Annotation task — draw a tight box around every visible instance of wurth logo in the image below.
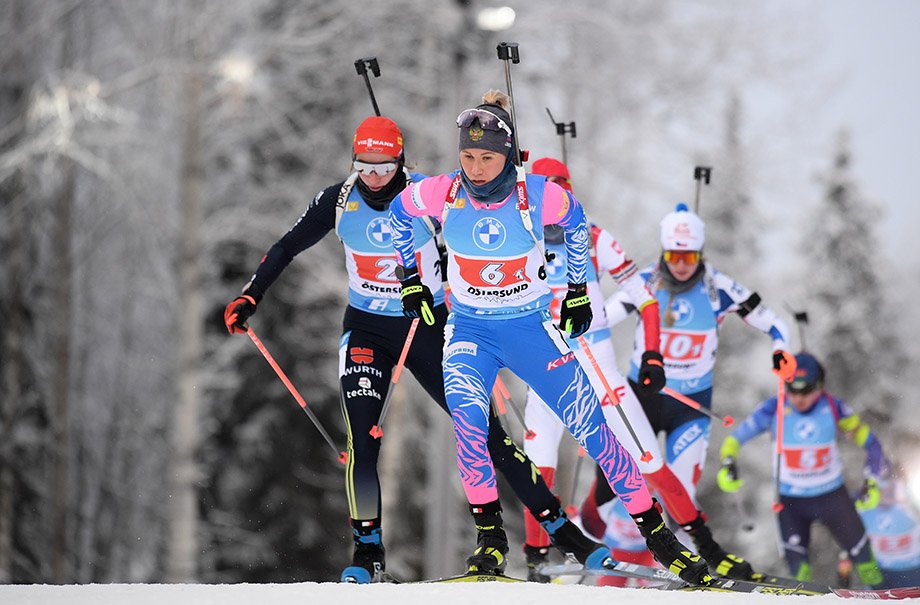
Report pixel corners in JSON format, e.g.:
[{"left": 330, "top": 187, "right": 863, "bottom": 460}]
[{"left": 547, "top": 352, "right": 575, "bottom": 371}]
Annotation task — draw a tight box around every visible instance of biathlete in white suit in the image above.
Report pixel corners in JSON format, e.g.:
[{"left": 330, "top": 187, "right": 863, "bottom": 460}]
[
  {"left": 387, "top": 90, "right": 711, "bottom": 584},
  {"left": 519, "top": 158, "right": 756, "bottom": 582},
  {"left": 579, "top": 203, "right": 795, "bottom": 535}
]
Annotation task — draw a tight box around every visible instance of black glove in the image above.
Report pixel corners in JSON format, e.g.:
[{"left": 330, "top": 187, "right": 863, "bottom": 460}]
[
  {"left": 399, "top": 268, "right": 435, "bottom": 326},
  {"left": 559, "top": 283, "right": 592, "bottom": 337},
  {"left": 224, "top": 294, "right": 257, "bottom": 334},
  {"left": 637, "top": 351, "right": 666, "bottom": 393}
]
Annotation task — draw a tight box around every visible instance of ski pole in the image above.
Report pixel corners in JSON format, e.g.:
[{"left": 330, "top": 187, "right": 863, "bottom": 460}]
[
  {"left": 577, "top": 336, "right": 653, "bottom": 462},
  {"left": 369, "top": 318, "right": 419, "bottom": 438},
  {"left": 660, "top": 386, "right": 735, "bottom": 427},
  {"left": 785, "top": 305, "right": 810, "bottom": 352},
  {"left": 494, "top": 374, "right": 536, "bottom": 440},
  {"left": 354, "top": 57, "right": 382, "bottom": 116},
  {"left": 693, "top": 166, "right": 712, "bottom": 214},
  {"left": 545, "top": 107, "right": 576, "bottom": 165},
  {"left": 247, "top": 327, "right": 347, "bottom": 464},
  {"left": 773, "top": 375, "right": 786, "bottom": 512},
  {"left": 496, "top": 42, "right": 525, "bottom": 165}
]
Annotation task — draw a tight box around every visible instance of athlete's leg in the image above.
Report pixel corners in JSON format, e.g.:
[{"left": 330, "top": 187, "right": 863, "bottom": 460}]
[
  {"left": 411, "top": 308, "right": 581, "bottom": 576},
  {"left": 522, "top": 387, "right": 567, "bottom": 551},
  {"left": 821, "top": 486, "right": 883, "bottom": 587},
  {"left": 338, "top": 313, "right": 400, "bottom": 581},
  {"left": 777, "top": 495, "right": 816, "bottom": 580},
  {"left": 503, "top": 316, "right": 651, "bottom": 515},
  {"left": 503, "top": 312, "right": 711, "bottom": 584}
]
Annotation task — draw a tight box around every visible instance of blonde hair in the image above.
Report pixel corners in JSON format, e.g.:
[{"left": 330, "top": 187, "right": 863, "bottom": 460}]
[{"left": 481, "top": 89, "right": 510, "bottom": 110}]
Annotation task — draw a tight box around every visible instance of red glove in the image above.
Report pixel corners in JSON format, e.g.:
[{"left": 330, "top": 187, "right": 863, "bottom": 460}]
[
  {"left": 772, "top": 350, "right": 796, "bottom": 382},
  {"left": 224, "top": 295, "right": 257, "bottom": 334}
]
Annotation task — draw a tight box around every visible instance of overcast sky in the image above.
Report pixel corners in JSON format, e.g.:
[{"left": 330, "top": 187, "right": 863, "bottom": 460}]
[{"left": 780, "top": 0, "right": 919, "bottom": 270}]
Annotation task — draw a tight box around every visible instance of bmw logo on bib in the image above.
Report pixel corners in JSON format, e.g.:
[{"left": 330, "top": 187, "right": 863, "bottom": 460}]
[
  {"left": 366, "top": 217, "right": 392, "bottom": 248},
  {"left": 473, "top": 217, "right": 506, "bottom": 251},
  {"left": 668, "top": 298, "right": 694, "bottom": 325}
]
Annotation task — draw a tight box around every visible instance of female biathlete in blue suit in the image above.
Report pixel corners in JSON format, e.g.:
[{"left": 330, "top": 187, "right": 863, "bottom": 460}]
[{"left": 388, "top": 90, "right": 711, "bottom": 584}]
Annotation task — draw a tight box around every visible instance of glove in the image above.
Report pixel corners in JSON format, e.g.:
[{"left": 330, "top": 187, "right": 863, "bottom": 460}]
[
  {"left": 773, "top": 349, "right": 797, "bottom": 382},
  {"left": 717, "top": 457, "right": 744, "bottom": 493},
  {"left": 224, "top": 294, "right": 257, "bottom": 334},
  {"left": 399, "top": 270, "right": 435, "bottom": 326},
  {"left": 637, "top": 351, "right": 666, "bottom": 394},
  {"left": 855, "top": 478, "right": 881, "bottom": 511},
  {"left": 559, "top": 283, "right": 592, "bottom": 337}
]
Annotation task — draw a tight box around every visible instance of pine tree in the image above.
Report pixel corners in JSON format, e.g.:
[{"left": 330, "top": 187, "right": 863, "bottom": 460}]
[{"left": 795, "top": 130, "right": 905, "bottom": 431}]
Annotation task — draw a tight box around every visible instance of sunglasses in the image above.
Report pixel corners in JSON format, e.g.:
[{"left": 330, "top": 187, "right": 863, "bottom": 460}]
[
  {"left": 663, "top": 250, "right": 701, "bottom": 264},
  {"left": 456, "top": 108, "right": 513, "bottom": 137},
  {"left": 787, "top": 383, "right": 818, "bottom": 395},
  {"left": 353, "top": 160, "right": 398, "bottom": 177}
]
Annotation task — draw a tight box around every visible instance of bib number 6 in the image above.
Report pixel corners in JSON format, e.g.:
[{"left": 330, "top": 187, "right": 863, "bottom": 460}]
[{"left": 479, "top": 262, "right": 506, "bottom": 286}]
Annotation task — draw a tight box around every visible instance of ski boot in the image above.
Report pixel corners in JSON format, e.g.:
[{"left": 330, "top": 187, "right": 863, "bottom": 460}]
[
  {"left": 683, "top": 513, "right": 755, "bottom": 580},
  {"left": 341, "top": 518, "right": 386, "bottom": 584},
  {"left": 536, "top": 505, "right": 611, "bottom": 570},
  {"left": 631, "top": 500, "right": 712, "bottom": 585},
  {"left": 523, "top": 544, "right": 551, "bottom": 583},
  {"left": 466, "top": 501, "right": 509, "bottom": 575}
]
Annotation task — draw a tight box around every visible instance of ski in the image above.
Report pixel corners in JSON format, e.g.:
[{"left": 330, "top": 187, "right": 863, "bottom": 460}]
[
  {"left": 539, "top": 562, "right": 823, "bottom": 595},
  {"left": 422, "top": 572, "right": 525, "bottom": 584},
  {"left": 372, "top": 571, "right": 525, "bottom": 584},
  {"left": 831, "top": 587, "right": 920, "bottom": 600}
]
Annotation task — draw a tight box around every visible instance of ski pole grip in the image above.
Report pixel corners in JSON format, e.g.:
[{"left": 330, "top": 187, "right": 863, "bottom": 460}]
[
  {"left": 693, "top": 166, "right": 712, "bottom": 184},
  {"left": 496, "top": 42, "right": 520, "bottom": 63},
  {"left": 354, "top": 57, "right": 380, "bottom": 77}
]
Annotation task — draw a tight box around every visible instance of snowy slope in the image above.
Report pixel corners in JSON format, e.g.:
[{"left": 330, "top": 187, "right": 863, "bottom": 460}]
[{"left": 0, "top": 581, "right": 863, "bottom": 605}]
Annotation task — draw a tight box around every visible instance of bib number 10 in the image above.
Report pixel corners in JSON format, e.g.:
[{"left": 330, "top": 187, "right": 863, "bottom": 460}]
[{"left": 661, "top": 332, "right": 706, "bottom": 360}]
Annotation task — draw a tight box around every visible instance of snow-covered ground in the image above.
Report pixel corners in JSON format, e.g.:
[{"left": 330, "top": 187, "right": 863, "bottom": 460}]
[{"left": 0, "top": 581, "right": 877, "bottom": 605}]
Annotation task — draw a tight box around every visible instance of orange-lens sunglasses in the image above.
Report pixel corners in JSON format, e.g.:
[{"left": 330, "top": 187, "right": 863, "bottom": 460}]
[{"left": 663, "top": 250, "right": 701, "bottom": 264}]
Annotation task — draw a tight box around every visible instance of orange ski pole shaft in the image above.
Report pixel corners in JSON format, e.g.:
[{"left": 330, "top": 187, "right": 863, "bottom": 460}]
[
  {"left": 577, "top": 336, "right": 652, "bottom": 462},
  {"left": 370, "top": 318, "right": 419, "bottom": 438},
  {"left": 247, "top": 327, "right": 347, "bottom": 464},
  {"left": 661, "top": 387, "right": 735, "bottom": 427}
]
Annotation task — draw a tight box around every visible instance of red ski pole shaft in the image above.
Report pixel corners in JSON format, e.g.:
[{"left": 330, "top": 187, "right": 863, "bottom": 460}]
[
  {"left": 577, "top": 336, "right": 652, "bottom": 462},
  {"left": 773, "top": 376, "right": 786, "bottom": 512},
  {"left": 660, "top": 387, "right": 735, "bottom": 427},
  {"left": 247, "top": 327, "right": 347, "bottom": 464},
  {"left": 370, "top": 318, "right": 419, "bottom": 438}
]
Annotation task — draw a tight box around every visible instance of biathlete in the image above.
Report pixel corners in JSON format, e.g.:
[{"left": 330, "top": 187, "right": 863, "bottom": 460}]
[
  {"left": 717, "top": 352, "right": 887, "bottom": 587},
  {"left": 388, "top": 91, "right": 711, "bottom": 584},
  {"left": 520, "top": 158, "right": 756, "bottom": 582}
]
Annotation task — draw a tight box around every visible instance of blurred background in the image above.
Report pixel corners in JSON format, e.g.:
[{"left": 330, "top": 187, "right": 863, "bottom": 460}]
[{"left": 1, "top": 0, "right": 918, "bottom": 586}]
